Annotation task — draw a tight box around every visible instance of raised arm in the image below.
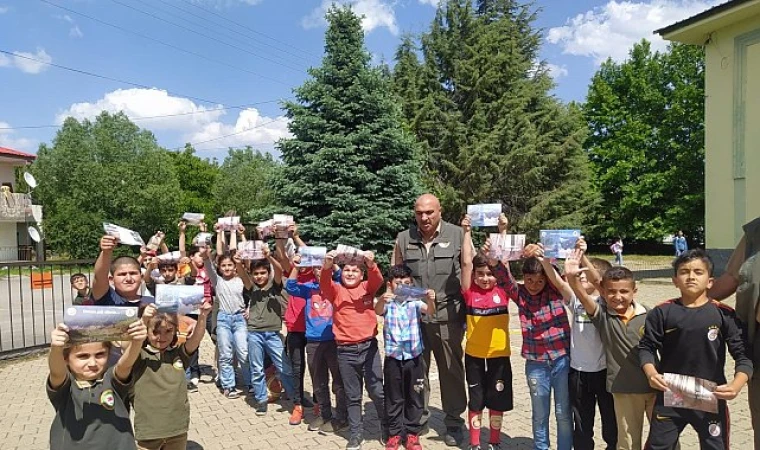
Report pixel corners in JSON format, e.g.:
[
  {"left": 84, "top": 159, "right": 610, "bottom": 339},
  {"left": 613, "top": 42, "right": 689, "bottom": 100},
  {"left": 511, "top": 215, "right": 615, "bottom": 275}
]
[
  {"left": 564, "top": 250, "right": 601, "bottom": 315},
  {"left": 320, "top": 250, "right": 339, "bottom": 301},
  {"left": 710, "top": 235, "right": 745, "bottom": 300},
  {"left": 528, "top": 244, "right": 574, "bottom": 302},
  {"left": 203, "top": 249, "right": 218, "bottom": 287},
  {"left": 48, "top": 324, "right": 71, "bottom": 389},
  {"left": 291, "top": 223, "right": 306, "bottom": 248},
  {"left": 178, "top": 221, "right": 187, "bottom": 257},
  {"left": 93, "top": 235, "right": 117, "bottom": 301},
  {"left": 274, "top": 235, "right": 292, "bottom": 275},
  {"left": 113, "top": 320, "right": 148, "bottom": 382},
  {"left": 234, "top": 253, "right": 254, "bottom": 290},
  {"left": 264, "top": 244, "right": 284, "bottom": 285},
  {"left": 461, "top": 215, "right": 473, "bottom": 292},
  {"left": 375, "top": 289, "right": 392, "bottom": 316},
  {"left": 364, "top": 251, "right": 384, "bottom": 294},
  {"left": 215, "top": 223, "right": 225, "bottom": 256}
]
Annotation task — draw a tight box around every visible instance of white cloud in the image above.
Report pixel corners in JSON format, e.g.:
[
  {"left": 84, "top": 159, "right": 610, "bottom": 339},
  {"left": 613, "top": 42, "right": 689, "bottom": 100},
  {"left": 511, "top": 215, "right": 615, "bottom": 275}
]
[
  {"left": 547, "top": 0, "right": 722, "bottom": 64},
  {"left": 0, "top": 122, "right": 36, "bottom": 153},
  {"left": 69, "top": 26, "right": 83, "bottom": 38},
  {"left": 0, "top": 6, "right": 9, "bottom": 14},
  {"left": 547, "top": 63, "right": 569, "bottom": 79},
  {"left": 0, "top": 48, "right": 52, "bottom": 74},
  {"left": 55, "top": 88, "right": 290, "bottom": 154},
  {"left": 418, "top": 0, "right": 440, "bottom": 6},
  {"left": 303, "top": 0, "right": 398, "bottom": 35}
]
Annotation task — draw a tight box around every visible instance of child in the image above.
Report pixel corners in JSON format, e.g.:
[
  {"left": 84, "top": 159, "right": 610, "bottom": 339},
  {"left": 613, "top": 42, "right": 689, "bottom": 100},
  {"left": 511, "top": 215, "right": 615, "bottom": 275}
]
[
  {"left": 245, "top": 244, "right": 296, "bottom": 416},
  {"left": 565, "top": 250, "right": 654, "bottom": 450},
  {"left": 566, "top": 242, "right": 617, "bottom": 450},
  {"left": 321, "top": 248, "right": 387, "bottom": 450},
  {"left": 639, "top": 249, "right": 752, "bottom": 450},
  {"left": 47, "top": 319, "right": 146, "bottom": 449},
  {"left": 375, "top": 264, "right": 435, "bottom": 450},
  {"left": 461, "top": 216, "right": 513, "bottom": 450},
  {"left": 286, "top": 253, "right": 349, "bottom": 432},
  {"left": 205, "top": 250, "right": 252, "bottom": 399},
  {"left": 70, "top": 273, "right": 92, "bottom": 305},
  {"left": 487, "top": 241, "right": 573, "bottom": 450},
  {"left": 92, "top": 235, "right": 154, "bottom": 307},
  {"left": 611, "top": 238, "right": 624, "bottom": 266},
  {"left": 131, "top": 301, "right": 211, "bottom": 450}
]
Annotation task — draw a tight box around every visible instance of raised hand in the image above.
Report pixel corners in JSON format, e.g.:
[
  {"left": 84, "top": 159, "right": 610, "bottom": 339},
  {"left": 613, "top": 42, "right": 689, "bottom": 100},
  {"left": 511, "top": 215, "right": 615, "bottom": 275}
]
[
  {"left": 497, "top": 213, "right": 509, "bottom": 234},
  {"left": 101, "top": 235, "right": 119, "bottom": 251},
  {"left": 50, "top": 323, "right": 70, "bottom": 347},
  {"left": 461, "top": 214, "right": 472, "bottom": 233}
]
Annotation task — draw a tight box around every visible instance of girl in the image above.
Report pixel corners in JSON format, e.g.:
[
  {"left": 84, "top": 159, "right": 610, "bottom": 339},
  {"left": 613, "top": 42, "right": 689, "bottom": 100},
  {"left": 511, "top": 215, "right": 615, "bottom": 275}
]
[{"left": 131, "top": 302, "right": 211, "bottom": 450}]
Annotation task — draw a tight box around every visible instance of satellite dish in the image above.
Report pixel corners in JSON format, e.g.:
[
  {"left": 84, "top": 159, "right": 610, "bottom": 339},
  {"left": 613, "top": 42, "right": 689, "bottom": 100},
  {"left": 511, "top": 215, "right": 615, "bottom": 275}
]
[
  {"left": 23, "top": 172, "right": 37, "bottom": 189},
  {"left": 28, "top": 226, "right": 42, "bottom": 243}
]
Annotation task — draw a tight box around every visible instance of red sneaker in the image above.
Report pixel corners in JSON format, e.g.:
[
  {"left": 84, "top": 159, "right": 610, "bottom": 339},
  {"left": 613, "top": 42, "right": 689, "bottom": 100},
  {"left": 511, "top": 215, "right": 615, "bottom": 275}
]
[
  {"left": 288, "top": 405, "right": 303, "bottom": 425},
  {"left": 385, "top": 435, "right": 402, "bottom": 450},
  {"left": 406, "top": 434, "right": 423, "bottom": 450}
]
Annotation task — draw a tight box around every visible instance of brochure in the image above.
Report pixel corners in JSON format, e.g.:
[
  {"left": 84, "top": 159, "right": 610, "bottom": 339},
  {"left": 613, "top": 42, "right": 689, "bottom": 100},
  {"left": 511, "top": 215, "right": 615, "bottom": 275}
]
[
  {"left": 103, "top": 222, "right": 145, "bottom": 247},
  {"left": 394, "top": 285, "right": 428, "bottom": 303},
  {"left": 157, "top": 251, "right": 182, "bottom": 263},
  {"left": 192, "top": 232, "right": 213, "bottom": 246},
  {"left": 273, "top": 214, "right": 294, "bottom": 239},
  {"left": 663, "top": 373, "right": 718, "bottom": 413},
  {"left": 335, "top": 244, "right": 366, "bottom": 265},
  {"left": 155, "top": 284, "right": 205, "bottom": 315},
  {"left": 181, "top": 212, "right": 205, "bottom": 225},
  {"left": 237, "top": 240, "right": 266, "bottom": 260},
  {"left": 297, "top": 246, "right": 327, "bottom": 267},
  {"left": 489, "top": 233, "right": 526, "bottom": 261},
  {"left": 257, "top": 219, "right": 274, "bottom": 239},
  {"left": 217, "top": 216, "right": 240, "bottom": 231},
  {"left": 540, "top": 229, "right": 581, "bottom": 259},
  {"left": 467, "top": 203, "right": 502, "bottom": 227},
  {"left": 65, "top": 306, "right": 138, "bottom": 343}
]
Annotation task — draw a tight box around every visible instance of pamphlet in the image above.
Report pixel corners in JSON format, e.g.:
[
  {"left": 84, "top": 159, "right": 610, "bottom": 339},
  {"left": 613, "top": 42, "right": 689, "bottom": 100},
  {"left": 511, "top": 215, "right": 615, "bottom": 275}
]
[
  {"left": 489, "top": 233, "right": 526, "bottom": 261},
  {"left": 157, "top": 251, "right": 182, "bottom": 263},
  {"left": 335, "top": 244, "right": 366, "bottom": 265},
  {"left": 237, "top": 240, "right": 266, "bottom": 260},
  {"left": 663, "top": 373, "right": 718, "bottom": 413},
  {"left": 467, "top": 203, "right": 502, "bottom": 227},
  {"left": 394, "top": 285, "right": 428, "bottom": 303},
  {"left": 217, "top": 216, "right": 240, "bottom": 231},
  {"left": 192, "top": 232, "right": 212, "bottom": 246},
  {"left": 297, "top": 246, "right": 327, "bottom": 267},
  {"left": 257, "top": 219, "right": 274, "bottom": 239},
  {"left": 273, "top": 214, "right": 294, "bottom": 239},
  {"left": 65, "top": 306, "right": 138, "bottom": 343},
  {"left": 155, "top": 284, "right": 205, "bottom": 315},
  {"left": 181, "top": 212, "right": 205, "bottom": 225},
  {"left": 540, "top": 229, "right": 581, "bottom": 259},
  {"left": 103, "top": 222, "right": 145, "bottom": 247}
]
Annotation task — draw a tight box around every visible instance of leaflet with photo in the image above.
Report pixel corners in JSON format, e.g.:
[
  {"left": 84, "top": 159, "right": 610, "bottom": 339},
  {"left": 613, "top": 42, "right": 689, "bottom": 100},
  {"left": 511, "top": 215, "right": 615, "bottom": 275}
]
[
  {"left": 489, "top": 233, "right": 526, "bottom": 261},
  {"left": 663, "top": 373, "right": 718, "bottom": 413},
  {"left": 192, "top": 232, "right": 213, "bottom": 246},
  {"left": 237, "top": 240, "right": 266, "bottom": 260},
  {"left": 467, "top": 203, "right": 502, "bottom": 227},
  {"left": 65, "top": 306, "right": 138, "bottom": 343},
  {"left": 257, "top": 219, "right": 274, "bottom": 239},
  {"left": 540, "top": 229, "right": 581, "bottom": 259},
  {"left": 182, "top": 212, "right": 205, "bottom": 225},
  {"left": 155, "top": 284, "right": 205, "bottom": 315},
  {"left": 297, "top": 246, "right": 327, "bottom": 267},
  {"left": 335, "top": 244, "right": 366, "bottom": 265},
  {"left": 394, "top": 285, "right": 428, "bottom": 303},
  {"left": 217, "top": 216, "right": 240, "bottom": 231},
  {"left": 273, "top": 214, "right": 294, "bottom": 239},
  {"left": 103, "top": 222, "right": 145, "bottom": 247},
  {"left": 157, "top": 251, "right": 182, "bottom": 263}
]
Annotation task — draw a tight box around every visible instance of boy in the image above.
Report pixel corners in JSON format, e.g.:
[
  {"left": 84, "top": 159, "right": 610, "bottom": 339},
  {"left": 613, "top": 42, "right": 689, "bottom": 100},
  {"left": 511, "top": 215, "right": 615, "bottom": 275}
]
[
  {"left": 70, "top": 273, "right": 92, "bottom": 305},
  {"left": 639, "top": 249, "right": 753, "bottom": 449},
  {"left": 47, "top": 319, "right": 147, "bottom": 449},
  {"left": 286, "top": 254, "right": 349, "bottom": 433},
  {"left": 488, "top": 241, "right": 573, "bottom": 450},
  {"left": 566, "top": 241, "right": 617, "bottom": 450},
  {"left": 92, "top": 235, "right": 154, "bottom": 308},
  {"left": 245, "top": 245, "right": 297, "bottom": 416},
  {"left": 375, "top": 265, "right": 435, "bottom": 450},
  {"left": 461, "top": 216, "right": 513, "bottom": 450},
  {"left": 321, "top": 248, "right": 387, "bottom": 450},
  {"left": 565, "top": 250, "right": 654, "bottom": 450}
]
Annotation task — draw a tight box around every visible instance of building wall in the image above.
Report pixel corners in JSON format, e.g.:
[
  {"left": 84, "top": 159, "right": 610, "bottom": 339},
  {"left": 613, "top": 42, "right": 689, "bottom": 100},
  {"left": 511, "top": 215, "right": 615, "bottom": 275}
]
[
  {"left": 0, "top": 222, "right": 17, "bottom": 260},
  {"left": 0, "top": 163, "right": 16, "bottom": 188},
  {"left": 705, "top": 16, "right": 760, "bottom": 260}
]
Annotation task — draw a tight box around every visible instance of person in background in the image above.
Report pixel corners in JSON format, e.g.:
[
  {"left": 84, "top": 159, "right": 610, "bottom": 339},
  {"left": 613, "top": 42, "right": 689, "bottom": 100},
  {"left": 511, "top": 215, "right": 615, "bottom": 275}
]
[
  {"left": 674, "top": 231, "right": 688, "bottom": 257},
  {"left": 70, "top": 273, "right": 92, "bottom": 306}
]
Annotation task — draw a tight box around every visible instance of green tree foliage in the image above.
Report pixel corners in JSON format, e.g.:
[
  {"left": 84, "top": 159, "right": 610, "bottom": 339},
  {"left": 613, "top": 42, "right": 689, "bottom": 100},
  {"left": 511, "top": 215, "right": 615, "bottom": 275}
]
[
  {"left": 277, "top": 6, "right": 423, "bottom": 266},
  {"left": 393, "top": 0, "right": 595, "bottom": 236},
  {"left": 584, "top": 41, "right": 705, "bottom": 241},
  {"left": 31, "top": 112, "right": 182, "bottom": 259},
  {"left": 213, "top": 147, "right": 280, "bottom": 220},
  {"left": 168, "top": 144, "right": 219, "bottom": 219}
]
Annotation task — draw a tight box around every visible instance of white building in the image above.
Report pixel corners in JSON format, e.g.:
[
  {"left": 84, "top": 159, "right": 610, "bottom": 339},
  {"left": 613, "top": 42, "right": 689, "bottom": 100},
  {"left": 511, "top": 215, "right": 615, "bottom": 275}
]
[{"left": 0, "top": 146, "right": 40, "bottom": 261}]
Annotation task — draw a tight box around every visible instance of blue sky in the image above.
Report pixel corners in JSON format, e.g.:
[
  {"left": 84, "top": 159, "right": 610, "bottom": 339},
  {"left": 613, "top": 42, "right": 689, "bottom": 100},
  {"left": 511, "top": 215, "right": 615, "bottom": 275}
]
[{"left": 0, "top": 0, "right": 721, "bottom": 159}]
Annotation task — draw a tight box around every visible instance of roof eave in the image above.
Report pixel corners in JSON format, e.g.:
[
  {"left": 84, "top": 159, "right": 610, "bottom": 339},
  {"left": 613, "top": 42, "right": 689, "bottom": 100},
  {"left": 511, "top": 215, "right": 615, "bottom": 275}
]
[{"left": 656, "top": 0, "right": 760, "bottom": 44}]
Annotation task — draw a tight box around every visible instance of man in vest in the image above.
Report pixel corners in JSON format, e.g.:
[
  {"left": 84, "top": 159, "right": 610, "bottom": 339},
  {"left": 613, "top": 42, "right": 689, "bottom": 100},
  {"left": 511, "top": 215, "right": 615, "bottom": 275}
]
[
  {"left": 710, "top": 216, "right": 760, "bottom": 449},
  {"left": 393, "top": 193, "right": 467, "bottom": 447}
]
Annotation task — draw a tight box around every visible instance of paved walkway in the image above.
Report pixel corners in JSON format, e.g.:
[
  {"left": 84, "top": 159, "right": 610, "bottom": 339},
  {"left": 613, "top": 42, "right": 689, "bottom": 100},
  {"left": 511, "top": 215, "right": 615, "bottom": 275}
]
[{"left": 0, "top": 281, "right": 753, "bottom": 449}]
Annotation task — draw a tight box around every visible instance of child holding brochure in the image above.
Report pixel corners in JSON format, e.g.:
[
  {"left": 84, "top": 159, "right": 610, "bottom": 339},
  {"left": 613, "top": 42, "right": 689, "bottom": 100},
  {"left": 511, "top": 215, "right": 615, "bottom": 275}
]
[
  {"left": 131, "top": 301, "right": 212, "bottom": 450},
  {"left": 46, "top": 318, "right": 147, "bottom": 450},
  {"left": 638, "top": 249, "right": 752, "bottom": 449}
]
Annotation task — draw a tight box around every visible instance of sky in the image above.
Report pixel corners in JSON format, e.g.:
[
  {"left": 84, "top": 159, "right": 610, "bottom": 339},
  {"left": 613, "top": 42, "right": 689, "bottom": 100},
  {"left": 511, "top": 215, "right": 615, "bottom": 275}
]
[{"left": 0, "top": 0, "right": 723, "bottom": 159}]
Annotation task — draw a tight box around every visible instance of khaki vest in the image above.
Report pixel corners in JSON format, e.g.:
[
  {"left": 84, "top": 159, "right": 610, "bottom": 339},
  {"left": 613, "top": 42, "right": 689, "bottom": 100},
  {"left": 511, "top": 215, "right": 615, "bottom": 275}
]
[
  {"left": 736, "top": 217, "right": 760, "bottom": 342},
  {"left": 396, "top": 221, "right": 464, "bottom": 323}
]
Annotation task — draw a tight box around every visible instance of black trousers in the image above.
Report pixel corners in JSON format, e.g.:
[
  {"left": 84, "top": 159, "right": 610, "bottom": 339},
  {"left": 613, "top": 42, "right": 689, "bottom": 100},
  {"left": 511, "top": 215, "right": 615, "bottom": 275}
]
[
  {"left": 336, "top": 338, "right": 386, "bottom": 438},
  {"left": 384, "top": 355, "right": 425, "bottom": 437},
  {"left": 420, "top": 321, "right": 467, "bottom": 428},
  {"left": 285, "top": 331, "right": 307, "bottom": 404},
  {"left": 647, "top": 394, "right": 729, "bottom": 450},
  {"left": 569, "top": 368, "right": 617, "bottom": 450},
  {"left": 306, "top": 340, "right": 347, "bottom": 421}
]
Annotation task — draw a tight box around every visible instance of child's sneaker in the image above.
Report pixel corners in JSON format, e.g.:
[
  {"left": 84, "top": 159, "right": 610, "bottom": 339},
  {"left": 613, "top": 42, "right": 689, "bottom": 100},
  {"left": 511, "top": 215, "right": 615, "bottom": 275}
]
[
  {"left": 255, "top": 403, "right": 267, "bottom": 417},
  {"left": 289, "top": 405, "right": 304, "bottom": 425},
  {"left": 345, "top": 435, "right": 362, "bottom": 450},
  {"left": 308, "top": 416, "right": 326, "bottom": 432},
  {"left": 187, "top": 381, "right": 198, "bottom": 393},
  {"left": 485, "top": 445, "right": 500, "bottom": 450},
  {"left": 468, "top": 446, "right": 481, "bottom": 450},
  {"left": 320, "top": 418, "right": 348, "bottom": 434},
  {"left": 385, "top": 435, "right": 402, "bottom": 450},
  {"left": 223, "top": 388, "right": 239, "bottom": 399},
  {"left": 405, "top": 434, "right": 422, "bottom": 450}
]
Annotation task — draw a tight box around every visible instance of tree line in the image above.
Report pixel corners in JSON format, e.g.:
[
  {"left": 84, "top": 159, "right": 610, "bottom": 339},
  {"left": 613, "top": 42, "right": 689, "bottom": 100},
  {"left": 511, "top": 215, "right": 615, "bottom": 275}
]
[{"left": 25, "top": 1, "right": 705, "bottom": 263}]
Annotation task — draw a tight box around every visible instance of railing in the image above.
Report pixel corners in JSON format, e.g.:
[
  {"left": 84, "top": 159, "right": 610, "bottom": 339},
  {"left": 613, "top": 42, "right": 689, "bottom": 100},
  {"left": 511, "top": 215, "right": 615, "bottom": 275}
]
[
  {"left": 0, "top": 193, "right": 34, "bottom": 221},
  {"left": 0, "top": 260, "right": 96, "bottom": 357},
  {"left": 0, "top": 245, "right": 35, "bottom": 262}
]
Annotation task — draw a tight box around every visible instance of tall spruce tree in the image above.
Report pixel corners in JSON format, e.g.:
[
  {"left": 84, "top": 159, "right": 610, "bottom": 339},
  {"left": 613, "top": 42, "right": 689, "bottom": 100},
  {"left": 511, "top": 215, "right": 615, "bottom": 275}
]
[
  {"left": 393, "top": 0, "right": 595, "bottom": 236},
  {"left": 277, "top": 6, "right": 422, "bottom": 267}
]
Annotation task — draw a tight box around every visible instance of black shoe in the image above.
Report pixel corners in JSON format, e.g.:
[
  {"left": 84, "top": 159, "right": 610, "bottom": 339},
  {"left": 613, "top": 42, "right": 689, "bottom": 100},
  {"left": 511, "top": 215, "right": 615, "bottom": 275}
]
[
  {"left": 419, "top": 421, "right": 429, "bottom": 436},
  {"left": 255, "top": 403, "right": 267, "bottom": 416},
  {"left": 345, "top": 435, "right": 362, "bottom": 450},
  {"left": 380, "top": 427, "right": 389, "bottom": 446},
  {"left": 444, "top": 427, "right": 463, "bottom": 447}
]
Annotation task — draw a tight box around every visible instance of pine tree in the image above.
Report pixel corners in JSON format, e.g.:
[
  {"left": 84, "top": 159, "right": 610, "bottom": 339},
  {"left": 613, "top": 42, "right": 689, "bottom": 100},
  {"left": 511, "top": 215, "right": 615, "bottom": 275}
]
[{"left": 277, "top": 6, "right": 422, "bottom": 266}]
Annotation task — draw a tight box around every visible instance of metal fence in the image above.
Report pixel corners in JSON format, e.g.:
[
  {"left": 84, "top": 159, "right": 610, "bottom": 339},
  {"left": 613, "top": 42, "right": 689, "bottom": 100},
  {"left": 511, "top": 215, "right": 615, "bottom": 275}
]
[{"left": 0, "top": 260, "right": 95, "bottom": 357}]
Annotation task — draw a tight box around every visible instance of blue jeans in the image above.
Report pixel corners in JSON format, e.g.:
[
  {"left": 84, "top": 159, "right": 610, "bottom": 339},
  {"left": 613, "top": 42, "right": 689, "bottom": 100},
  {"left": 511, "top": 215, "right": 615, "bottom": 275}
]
[
  {"left": 525, "top": 355, "right": 572, "bottom": 450},
  {"left": 216, "top": 311, "right": 251, "bottom": 390},
  {"left": 247, "top": 331, "right": 296, "bottom": 405}
]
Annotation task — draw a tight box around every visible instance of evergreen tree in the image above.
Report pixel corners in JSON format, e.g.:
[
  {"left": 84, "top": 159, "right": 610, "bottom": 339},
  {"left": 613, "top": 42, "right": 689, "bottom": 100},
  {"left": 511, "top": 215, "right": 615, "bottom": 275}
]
[
  {"left": 393, "top": 0, "right": 595, "bottom": 237},
  {"left": 277, "top": 6, "right": 422, "bottom": 266}
]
